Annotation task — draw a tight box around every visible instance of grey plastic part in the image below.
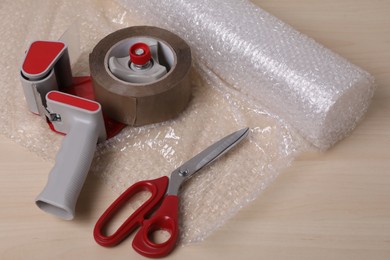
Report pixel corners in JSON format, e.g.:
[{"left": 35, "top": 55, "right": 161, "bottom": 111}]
[
  {"left": 108, "top": 56, "right": 167, "bottom": 84},
  {"left": 20, "top": 69, "right": 58, "bottom": 115},
  {"left": 35, "top": 91, "right": 106, "bottom": 220}
]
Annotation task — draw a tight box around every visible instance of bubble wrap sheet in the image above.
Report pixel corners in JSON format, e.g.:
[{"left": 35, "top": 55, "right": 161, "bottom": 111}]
[{"left": 0, "top": 0, "right": 374, "bottom": 245}]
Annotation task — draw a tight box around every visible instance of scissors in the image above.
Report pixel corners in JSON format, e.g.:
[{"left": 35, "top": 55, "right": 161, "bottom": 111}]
[{"left": 94, "top": 127, "right": 249, "bottom": 258}]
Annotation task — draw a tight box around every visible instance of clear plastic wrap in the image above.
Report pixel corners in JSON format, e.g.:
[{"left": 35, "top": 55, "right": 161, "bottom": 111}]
[{"left": 0, "top": 0, "right": 374, "bottom": 245}]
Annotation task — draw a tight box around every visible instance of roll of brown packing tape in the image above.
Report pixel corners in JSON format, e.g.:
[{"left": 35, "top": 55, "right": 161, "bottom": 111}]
[{"left": 89, "top": 26, "right": 192, "bottom": 126}]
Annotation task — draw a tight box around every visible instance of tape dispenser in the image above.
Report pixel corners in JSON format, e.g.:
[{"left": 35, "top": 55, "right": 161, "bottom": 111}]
[
  {"left": 20, "top": 26, "right": 191, "bottom": 220},
  {"left": 20, "top": 41, "right": 108, "bottom": 220}
]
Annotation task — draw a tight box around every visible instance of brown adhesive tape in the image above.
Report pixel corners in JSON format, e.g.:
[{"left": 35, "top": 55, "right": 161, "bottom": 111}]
[{"left": 89, "top": 26, "right": 192, "bottom": 126}]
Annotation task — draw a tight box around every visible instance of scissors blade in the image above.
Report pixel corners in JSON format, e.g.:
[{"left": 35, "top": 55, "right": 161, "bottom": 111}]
[{"left": 167, "top": 127, "right": 249, "bottom": 195}]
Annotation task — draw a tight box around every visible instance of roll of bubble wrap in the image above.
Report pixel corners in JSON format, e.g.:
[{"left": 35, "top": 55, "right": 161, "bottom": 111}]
[{"left": 119, "top": 0, "right": 375, "bottom": 149}]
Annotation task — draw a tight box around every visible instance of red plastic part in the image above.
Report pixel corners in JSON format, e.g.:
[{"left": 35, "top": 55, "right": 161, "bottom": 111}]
[
  {"left": 47, "top": 120, "right": 65, "bottom": 136},
  {"left": 132, "top": 195, "right": 179, "bottom": 258},
  {"left": 47, "top": 91, "right": 100, "bottom": 112},
  {"left": 66, "top": 76, "right": 96, "bottom": 100},
  {"left": 129, "top": 42, "right": 152, "bottom": 65},
  {"left": 94, "top": 176, "right": 169, "bottom": 247},
  {"left": 22, "top": 41, "right": 65, "bottom": 76}
]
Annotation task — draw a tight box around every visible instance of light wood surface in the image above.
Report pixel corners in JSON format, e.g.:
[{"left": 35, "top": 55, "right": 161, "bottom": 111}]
[{"left": 1, "top": 0, "right": 389, "bottom": 259}]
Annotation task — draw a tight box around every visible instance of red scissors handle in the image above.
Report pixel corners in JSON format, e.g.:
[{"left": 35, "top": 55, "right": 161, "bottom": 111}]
[{"left": 94, "top": 176, "right": 169, "bottom": 247}]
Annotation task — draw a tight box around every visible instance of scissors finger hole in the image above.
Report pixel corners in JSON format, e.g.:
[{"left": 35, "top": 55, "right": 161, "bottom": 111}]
[
  {"left": 148, "top": 229, "right": 171, "bottom": 244},
  {"left": 145, "top": 216, "right": 176, "bottom": 246},
  {"left": 103, "top": 190, "right": 151, "bottom": 236}
]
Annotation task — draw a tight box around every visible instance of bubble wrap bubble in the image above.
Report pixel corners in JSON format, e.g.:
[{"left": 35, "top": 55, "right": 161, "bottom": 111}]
[{"left": 0, "top": 0, "right": 374, "bottom": 246}]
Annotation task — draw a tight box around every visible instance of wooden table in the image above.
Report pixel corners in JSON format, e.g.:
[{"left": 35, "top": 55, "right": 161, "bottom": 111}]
[{"left": 1, "top": 0, "right": 389, "bottom": 259}]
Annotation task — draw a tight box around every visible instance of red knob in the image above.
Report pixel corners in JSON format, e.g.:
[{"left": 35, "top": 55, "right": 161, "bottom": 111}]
[{"left": 129, "top": 43, "right": 151, "bottom": 66}]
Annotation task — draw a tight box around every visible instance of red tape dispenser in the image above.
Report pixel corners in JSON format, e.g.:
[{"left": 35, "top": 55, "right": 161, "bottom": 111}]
[{"left": 20, "top": 40, "right": 124, "bottom": 220}]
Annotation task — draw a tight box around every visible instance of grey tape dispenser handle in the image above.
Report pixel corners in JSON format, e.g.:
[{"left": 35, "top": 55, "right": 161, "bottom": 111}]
[
  {"left": 20, "top": 41, "right": 106, "bottom": 220},
  {"left": 35, "top": 91, "right": 106, "bottom": 220}
]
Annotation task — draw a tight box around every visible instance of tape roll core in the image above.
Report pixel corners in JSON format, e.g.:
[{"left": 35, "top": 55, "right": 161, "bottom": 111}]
[{"left": 90, "top": 26, "right": 192, "bottom": 126}]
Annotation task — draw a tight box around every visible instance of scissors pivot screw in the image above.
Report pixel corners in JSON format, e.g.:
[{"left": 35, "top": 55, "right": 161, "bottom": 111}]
[{"left": 178, "top": 169, "right": 189, "bottom": 177}]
